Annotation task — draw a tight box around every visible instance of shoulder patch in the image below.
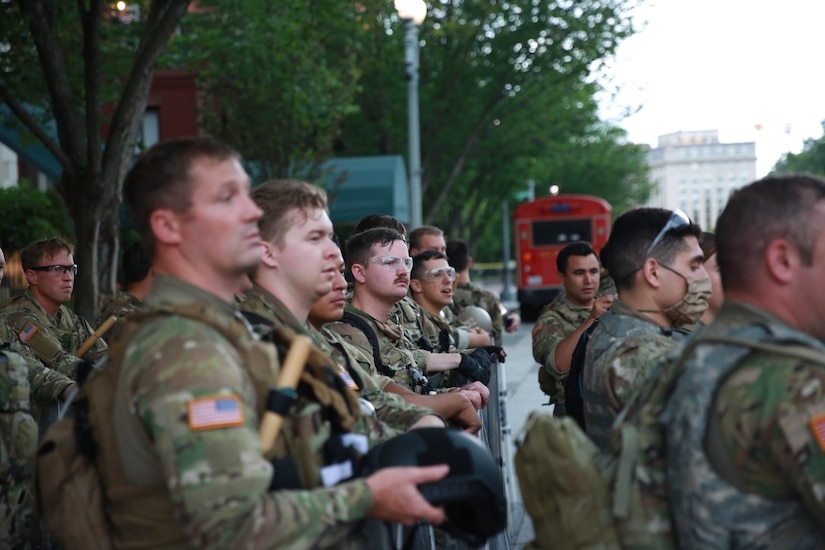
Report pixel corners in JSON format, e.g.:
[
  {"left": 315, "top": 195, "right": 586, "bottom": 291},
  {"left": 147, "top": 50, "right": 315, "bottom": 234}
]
[
  {"left": 19, "top": 322, "right": 40, "bottom": 343},
  {"left": 187, "top": 395, "right": 244, "bottom": 431}
]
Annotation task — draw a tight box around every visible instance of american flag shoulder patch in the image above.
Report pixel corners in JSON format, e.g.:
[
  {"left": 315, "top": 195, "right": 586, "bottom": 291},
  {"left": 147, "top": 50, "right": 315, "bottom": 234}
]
[
  {"left": 336, "top": 366, "right": 359, "bottom": 390},
  {"left": 19, "top": 322, "right": 39, "bottom": 343},
  {"left": 810, "top": 413, "right": 825, "bottom": 452},
  {"left": 187, "top": 395, "right": 244, "bottom": 431}
]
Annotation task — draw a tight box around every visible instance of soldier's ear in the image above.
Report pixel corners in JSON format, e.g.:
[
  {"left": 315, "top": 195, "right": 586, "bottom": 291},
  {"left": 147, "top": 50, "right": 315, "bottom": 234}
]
[
  {"left": 259, "top": 240, "right": 278, "bottom": 268},
  {"left": 410, "top": 279, "right": 423, "bottom": 294},
  {"left": 764, "top": 238, "right": 796, "bottom": 284},
  {"left": 641, "top": 258, "right": 662, "bottom": 289},
  {"left": 351, "top": 263, "right": 367, "bottom": 284},
  {"left": 150, "top": 209, "right": 182, "bottom": 246}
]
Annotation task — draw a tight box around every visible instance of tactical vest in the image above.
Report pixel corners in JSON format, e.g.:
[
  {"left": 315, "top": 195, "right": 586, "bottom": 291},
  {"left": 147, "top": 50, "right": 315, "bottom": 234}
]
[
  {"left": 665, "top": 322, "right": 824, "bottom": 549},
  {"left": 86, "top": 302, "right": 362, "bottom": 549},
  {"left": 0, "top": 350, "right": 38, "bottom": 548},
  {"left": 583, "top": 309, "right": 687, "bottom": 451}
]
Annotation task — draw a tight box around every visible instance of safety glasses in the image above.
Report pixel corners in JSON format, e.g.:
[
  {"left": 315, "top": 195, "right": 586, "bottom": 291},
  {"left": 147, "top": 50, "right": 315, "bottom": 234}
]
[
  {"left": 645, "top": 209, "right": 691, "bottom": 257},
  {"left": 421, "top": 266, "right": 456, "bottom": 283}
]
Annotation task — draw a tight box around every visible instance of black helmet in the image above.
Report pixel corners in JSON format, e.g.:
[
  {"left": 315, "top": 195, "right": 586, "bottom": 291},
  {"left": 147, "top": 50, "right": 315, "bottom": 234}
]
[{"left": 360, "top": 427, "right": 507, "bottom": 547}]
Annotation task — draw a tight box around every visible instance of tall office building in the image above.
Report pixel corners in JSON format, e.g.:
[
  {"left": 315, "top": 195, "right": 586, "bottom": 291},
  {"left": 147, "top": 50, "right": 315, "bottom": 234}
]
[{"left": 645, "top": 130, "right": 756, "bottom": 230}]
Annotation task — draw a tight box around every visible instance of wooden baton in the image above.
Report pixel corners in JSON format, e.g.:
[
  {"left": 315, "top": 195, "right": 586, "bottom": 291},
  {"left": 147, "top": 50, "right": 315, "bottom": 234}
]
[
  {"left": 259, "top": 334, "right": 312, "bottom": 453},
  {"left": 76, "top": 315, "right": 117, "bottom": 357}
]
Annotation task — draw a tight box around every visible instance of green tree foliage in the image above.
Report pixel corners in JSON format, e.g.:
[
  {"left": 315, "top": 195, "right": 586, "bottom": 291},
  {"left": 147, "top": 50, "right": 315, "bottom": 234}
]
[
  {"left": 337, "top": 0, "right": 651, "bottom": 260},
  {"left": 0, "top": 0, "right": 191, "bottom": 319},
  {"left": 173, "top": 0, "right": 365, "bottom": 180},
  {"left": 771, "top": 121, "right": 825, "bottom": 177},
  {"left": 0, "top": 183, "right": 74, "bottom": 253}
]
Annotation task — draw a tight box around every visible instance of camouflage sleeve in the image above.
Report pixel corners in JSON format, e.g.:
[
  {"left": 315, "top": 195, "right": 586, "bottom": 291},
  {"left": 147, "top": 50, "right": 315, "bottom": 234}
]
[
  {"left": 604, "top": 334, "right": 677, "bottom": 410},
  {"left": 128, "top": 319, "right": 372, "bottom": 549},
  {"left": 0, "top": 323, "right": 73, "bottom": 405},
  {"left": 0, "top": 351, "right": 38, "bottom": 548},
  {"left": 24, "top": 352, "right": 74, "bottom": 407},
  {"left": 326, "top": 321, "right": 422, "bottom": 390},
  {"left": 715, "top": 355, "right": 825, "bottom": 520},
  {"left": 531, "top": 309, "right": 568, "bottom": 377}
]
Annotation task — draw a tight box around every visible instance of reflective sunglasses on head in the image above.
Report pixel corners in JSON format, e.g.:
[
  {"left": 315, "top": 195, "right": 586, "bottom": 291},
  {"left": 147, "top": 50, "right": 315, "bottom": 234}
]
[
  {"left": 368, "top": 255, "right": 413, "bottom": 271},
  {"left": 421, "top": 266, "right": 456, "bottom": 283},
  {"left": 28, "top": 264, "right": 78, "bottom": 276},
  {"left": 645, "top": 209, "right": 691, "bottom": 258}
]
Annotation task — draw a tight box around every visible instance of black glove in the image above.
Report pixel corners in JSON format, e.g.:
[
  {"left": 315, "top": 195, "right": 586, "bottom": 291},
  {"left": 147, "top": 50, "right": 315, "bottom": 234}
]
[
  {"left": 457, "top": 348, "right": 492, "bottom": 386},
  {"left": 481, "top": 345, "right": 506, "bottom": 363}
]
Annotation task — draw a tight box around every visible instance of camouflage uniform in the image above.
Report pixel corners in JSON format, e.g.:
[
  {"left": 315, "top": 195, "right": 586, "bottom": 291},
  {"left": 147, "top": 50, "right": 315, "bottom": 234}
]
[
  {"left": 666, "top": 302, "right": 825, "bottom": 548},
  {"left": 0, "top": 349, "right": 38, "bottom": 548},
  {"left": 583, "top": 300, "right": 689, "bottom": 451},
  {"left": 452, "top": 281, "right": 505, "bottom": 346},
  {"left": 239, "top": 284, "right": 435, "bottom": 438},
  {"left": 95, "top": 290, "right": 144, "bottom": 343},
  {"left": 328, "top": 303, "right": 430, "bottom": 391},
  {"left": 0, "top": 321, "right": 73, "bottom": 419},
  {"left": 0, "top": 289, "right": 107, "bottom": 376},
  {"left": 88, "top": 274, "right": 373, "bottom": 548},
  {"left": 531, "top": 293, "right": 592, "bottom": 411}
]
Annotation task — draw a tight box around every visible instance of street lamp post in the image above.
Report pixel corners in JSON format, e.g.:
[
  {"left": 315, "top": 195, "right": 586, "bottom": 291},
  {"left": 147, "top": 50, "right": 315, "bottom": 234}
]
[{"left": 395, "top": 0, "right": 427, "bottom": 229}]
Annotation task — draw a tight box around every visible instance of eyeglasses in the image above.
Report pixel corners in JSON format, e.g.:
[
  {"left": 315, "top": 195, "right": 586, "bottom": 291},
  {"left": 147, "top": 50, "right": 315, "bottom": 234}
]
[
  {"left": 645, "top": 209, "right": 691, "bottom": 257},
  {"left": 421, "top": 266, "right": 456, "bottom": 283},
  {"left": 368, "top": 255, "right": 413, "bottom": 271},
  {"left": 29, "top": 264, "right": 78, "bottom": 276}
]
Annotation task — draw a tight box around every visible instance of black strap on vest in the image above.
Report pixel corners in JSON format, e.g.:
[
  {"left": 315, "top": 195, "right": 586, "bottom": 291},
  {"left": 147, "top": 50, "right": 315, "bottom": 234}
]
[
  {"left": 564, "top": 319, "right": 598, "bottom": 430},
  {"left": 339, "top": 312, "right": 397, "bottom": 378}
]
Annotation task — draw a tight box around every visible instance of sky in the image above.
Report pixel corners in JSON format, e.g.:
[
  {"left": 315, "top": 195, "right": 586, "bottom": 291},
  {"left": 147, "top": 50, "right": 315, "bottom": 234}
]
[{"left": 598, "top": 0, "right": 825, "bottom": 176}]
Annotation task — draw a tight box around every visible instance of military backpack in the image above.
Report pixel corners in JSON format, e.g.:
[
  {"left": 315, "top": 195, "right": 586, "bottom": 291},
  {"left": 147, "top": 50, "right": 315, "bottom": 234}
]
[{"left": 515, "top": 330, "right": 825, "bottom": 550}]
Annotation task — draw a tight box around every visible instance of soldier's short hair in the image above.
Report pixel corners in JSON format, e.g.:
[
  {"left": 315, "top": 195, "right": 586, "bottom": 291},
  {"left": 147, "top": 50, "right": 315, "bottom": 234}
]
[
  {"left": 411, "top": 250, "right": 447, "bottom": 281},
  {"left": 409, "top": 225, "right": 444, "bottom": 251},
  {"left": 601, "top": 207, "right": 701, "bottom": 291},
  {"left": 251, "top": 180, "right": 328, "bottom": 245},
  {"left": 354, "top": 214, "right": 408, "bottom": 238},
  {"left": 699, "top": 232, "right": 716, "bottom": 262},
  {"left": 123, "top": 137, "right": 241, "bottom": 257},
  {"left": 21, "top": 237, "right": 74, "bottom": 270},
  {"left": 446, "top": 239, "right": 470, "bottom": 273},
  {"left": 717, "top": 173, "right": 825, "bottom": 290},
  {"left": 556, "top": 241, "right": 598, "bottom": 274},
  {"left": 346, "top": 227, "right": 406, "bottom": 268}
]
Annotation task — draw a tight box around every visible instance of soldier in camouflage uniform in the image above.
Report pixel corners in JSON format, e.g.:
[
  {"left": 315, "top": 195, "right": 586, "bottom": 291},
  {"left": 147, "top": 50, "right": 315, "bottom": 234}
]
[
  {"left": 0, "top": 348, "right": 38, "bottom": 549},
  {"left": 0, "top": 237, "right": 107, "bottom": 377},
  {"left": 82, "top": 137, "right": 450, "bottom": 548},
  {"left": 446, "top": 238, "right": 521, "bottom": 347},
  {"left": 309, "top": 256, "right": 483, "bottom": 435},
  {"left": 95, "top": 241, "right": 153, "bottom": 343},
  {"left": 583, "top": 208, "right": 711, "bottom": 451},
  {"left": 530, "top": 242, "right": 613, "bottom": 415},
  {"left": 327, "top": 228, "right": 490, "bottom": 409},
  {"left": 239, "top": 179, "right": 444, "bottom": 439},
  {"left": 665, "top": 174, "right": 825, "bottom": 547}
]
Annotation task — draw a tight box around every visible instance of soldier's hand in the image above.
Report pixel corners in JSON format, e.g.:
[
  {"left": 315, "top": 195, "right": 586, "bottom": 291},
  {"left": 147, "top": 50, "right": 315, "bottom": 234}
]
[
  {"left": 590, "top": 294, "right": 615, "bottom": 320},
  {"left": 366, "top": 465, "right": 449, "bottom": 525},
  {"left": 504, "top": 312, "right": 521, "bottom": 332},
  {"left": 459, "top": 380, "right": 490, "bottom": 409}
]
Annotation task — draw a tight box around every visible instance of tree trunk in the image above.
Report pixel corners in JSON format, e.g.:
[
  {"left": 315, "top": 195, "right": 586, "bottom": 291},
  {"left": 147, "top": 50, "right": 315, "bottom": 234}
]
[{"left": 62, "top": 173, "right": 119, "bottom": 323}]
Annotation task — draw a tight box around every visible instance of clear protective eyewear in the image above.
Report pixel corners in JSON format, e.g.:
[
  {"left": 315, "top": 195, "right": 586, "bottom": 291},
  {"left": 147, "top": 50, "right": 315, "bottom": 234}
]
[
  {"left": 369, "top": 255, "right": 413, "bottom": 271},
  {"left": 645, "top": 209, "right": 691, "bottom": 257},
  {"left": 29, "top": 264, "right": 78, "bottom": 276},
  {"left": 422, "top": 266, "right": 457, "bottom": 283}
]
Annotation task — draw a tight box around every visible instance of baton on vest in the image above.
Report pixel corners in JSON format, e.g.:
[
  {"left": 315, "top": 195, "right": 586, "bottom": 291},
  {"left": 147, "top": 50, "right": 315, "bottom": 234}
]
[
  {"left": 259, "top": 334, "right": 312, "bottom": 453},
  {"left": 76, "top": 315, "right": 117, "bottom": 357}
]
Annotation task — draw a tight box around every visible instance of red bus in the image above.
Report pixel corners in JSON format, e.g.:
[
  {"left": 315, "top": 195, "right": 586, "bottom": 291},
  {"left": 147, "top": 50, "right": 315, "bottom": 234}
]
[{"left": 514, "top": 194, "right": 611, "bottom": 318}]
